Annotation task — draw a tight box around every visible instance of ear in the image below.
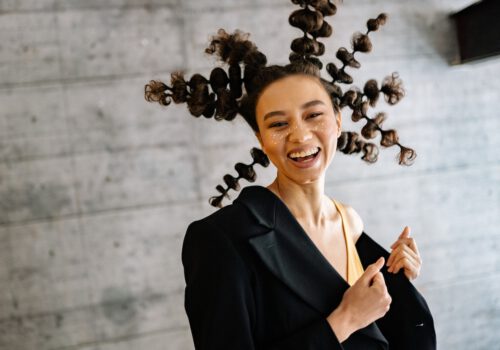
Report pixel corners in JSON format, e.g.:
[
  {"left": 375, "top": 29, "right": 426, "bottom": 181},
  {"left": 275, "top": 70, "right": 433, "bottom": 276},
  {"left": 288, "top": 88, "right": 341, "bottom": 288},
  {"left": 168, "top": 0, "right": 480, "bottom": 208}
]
[{"left": 336, "top": 110, "right": 342, "bottom": 136}]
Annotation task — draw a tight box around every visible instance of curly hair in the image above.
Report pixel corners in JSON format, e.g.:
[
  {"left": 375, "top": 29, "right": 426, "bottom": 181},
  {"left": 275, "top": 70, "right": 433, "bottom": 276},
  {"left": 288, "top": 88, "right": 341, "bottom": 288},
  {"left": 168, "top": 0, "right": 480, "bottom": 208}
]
[{"left": 144, "top": 0, "right": 416, "bottom": 207}]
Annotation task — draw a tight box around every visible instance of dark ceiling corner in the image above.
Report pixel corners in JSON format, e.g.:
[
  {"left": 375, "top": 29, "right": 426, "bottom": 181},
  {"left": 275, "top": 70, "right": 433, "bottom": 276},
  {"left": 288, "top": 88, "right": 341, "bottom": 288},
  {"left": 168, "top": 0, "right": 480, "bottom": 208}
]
[{"left": 450, "top": 0, "right": 500, "bottom": 64}]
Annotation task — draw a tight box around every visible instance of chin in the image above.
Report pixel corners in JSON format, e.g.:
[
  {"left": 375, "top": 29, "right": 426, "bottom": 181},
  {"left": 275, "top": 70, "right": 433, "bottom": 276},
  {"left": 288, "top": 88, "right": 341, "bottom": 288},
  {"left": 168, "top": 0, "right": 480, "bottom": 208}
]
[{"left": 285, "top": 168, "right": 326, "bottom": 184}]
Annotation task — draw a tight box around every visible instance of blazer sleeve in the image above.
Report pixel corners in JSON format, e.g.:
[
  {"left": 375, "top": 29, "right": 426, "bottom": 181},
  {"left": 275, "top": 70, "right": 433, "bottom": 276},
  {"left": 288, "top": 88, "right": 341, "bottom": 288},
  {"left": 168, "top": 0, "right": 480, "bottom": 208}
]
[
  {"left": 182, "top": 219, "right": 345, "bottom": 350},
  {"left": 182, "top": 219, "right": 256, "bottom": 350},
  {"left": 356, "top": 231, "right": 437, "bottom": 350}
]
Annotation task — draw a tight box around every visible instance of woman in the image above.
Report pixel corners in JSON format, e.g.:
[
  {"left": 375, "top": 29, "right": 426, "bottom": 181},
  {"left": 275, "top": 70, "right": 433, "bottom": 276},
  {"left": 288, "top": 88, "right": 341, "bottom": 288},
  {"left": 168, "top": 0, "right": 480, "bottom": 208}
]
[{"left": 145, "top": 1, "right": 436, "bottom": 348}]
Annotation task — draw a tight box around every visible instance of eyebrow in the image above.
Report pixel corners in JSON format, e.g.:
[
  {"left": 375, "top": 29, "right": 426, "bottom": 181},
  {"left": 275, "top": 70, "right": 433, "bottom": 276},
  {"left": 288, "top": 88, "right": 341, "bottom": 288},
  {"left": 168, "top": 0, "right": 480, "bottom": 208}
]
[{"left": 263, "top": 100, "right": 326, "bottom": 121}]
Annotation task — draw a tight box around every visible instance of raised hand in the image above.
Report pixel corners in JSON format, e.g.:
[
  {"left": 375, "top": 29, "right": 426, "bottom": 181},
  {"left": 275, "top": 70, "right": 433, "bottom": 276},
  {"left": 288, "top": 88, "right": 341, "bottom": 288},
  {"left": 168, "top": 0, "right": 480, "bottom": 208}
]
[
  {"left": 386, "top": 226, "right": 422, "bottom": 280},
  {"left": 327, "top": 256, "right": 392, "bottom": 342}
]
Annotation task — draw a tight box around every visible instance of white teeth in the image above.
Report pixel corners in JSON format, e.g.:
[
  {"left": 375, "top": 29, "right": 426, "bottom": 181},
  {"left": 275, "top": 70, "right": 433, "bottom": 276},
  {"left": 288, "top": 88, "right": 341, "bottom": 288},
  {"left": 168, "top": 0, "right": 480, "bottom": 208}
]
[{"left": 289, "top": 147, "right": 319, "bottom": 159}]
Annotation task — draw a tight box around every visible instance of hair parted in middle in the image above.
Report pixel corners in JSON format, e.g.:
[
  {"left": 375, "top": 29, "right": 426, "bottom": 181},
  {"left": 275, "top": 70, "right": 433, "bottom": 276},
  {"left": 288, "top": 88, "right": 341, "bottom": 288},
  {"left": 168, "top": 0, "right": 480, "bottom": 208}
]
[{"left": 144, "top": 0, "right": 416, "bottom": 208}]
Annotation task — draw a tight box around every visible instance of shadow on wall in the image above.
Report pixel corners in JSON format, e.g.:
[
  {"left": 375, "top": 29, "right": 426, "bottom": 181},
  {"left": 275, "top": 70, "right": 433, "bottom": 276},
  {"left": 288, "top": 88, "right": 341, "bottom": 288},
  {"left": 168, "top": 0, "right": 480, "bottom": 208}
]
[{"left": 400, "top": 6, "right": 460, "bottom": 65}]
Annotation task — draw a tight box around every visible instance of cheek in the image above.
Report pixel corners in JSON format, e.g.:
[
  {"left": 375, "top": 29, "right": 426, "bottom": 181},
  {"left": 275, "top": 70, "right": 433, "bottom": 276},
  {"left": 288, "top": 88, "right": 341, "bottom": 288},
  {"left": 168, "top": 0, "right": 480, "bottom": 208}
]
[
  {"left": 262, "top": 130, "right": 287, "bottom": 150},
  {"left": 312, "top": 118, "right": 338, "bottom": 141},
  {"left": 269, "top": 132, "right": 287, "bottom": 144},
  {"left": 314, "top": 120, "right": 338, "bottom": 164},
  {"left": 261, "top": 131, "right": 290, "bottom": 170},
  {"left": 261, "top": 132, "right": 287, "bottom": 168}
]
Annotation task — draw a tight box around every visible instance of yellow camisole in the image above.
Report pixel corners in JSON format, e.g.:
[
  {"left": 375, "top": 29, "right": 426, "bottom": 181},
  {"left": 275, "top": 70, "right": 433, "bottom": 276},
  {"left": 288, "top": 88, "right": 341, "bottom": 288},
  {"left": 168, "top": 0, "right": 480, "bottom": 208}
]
[{"left": 331, "top": 199, "right": 365, "bottom": 286}]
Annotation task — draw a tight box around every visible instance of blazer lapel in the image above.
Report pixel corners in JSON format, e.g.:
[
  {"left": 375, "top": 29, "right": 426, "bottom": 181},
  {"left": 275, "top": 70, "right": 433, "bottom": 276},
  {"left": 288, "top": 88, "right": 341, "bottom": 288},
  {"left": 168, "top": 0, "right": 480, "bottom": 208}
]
[{"left": 234, "top": 185, "right": 388, "bottom": 348}]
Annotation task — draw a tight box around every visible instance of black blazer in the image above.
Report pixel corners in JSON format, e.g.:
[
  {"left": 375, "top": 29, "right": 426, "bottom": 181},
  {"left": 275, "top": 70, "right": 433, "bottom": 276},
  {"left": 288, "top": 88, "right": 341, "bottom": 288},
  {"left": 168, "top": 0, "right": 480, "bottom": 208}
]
[{"left": 182, "top": 185, "right": 436, "bottom": 350}]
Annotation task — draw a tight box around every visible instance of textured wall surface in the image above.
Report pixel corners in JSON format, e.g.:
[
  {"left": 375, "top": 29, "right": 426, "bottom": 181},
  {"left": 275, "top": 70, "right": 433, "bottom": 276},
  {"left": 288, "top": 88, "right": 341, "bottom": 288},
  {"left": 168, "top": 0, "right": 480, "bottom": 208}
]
[{"left": 1, "top": 0, "right": 499, "bottom": 349}]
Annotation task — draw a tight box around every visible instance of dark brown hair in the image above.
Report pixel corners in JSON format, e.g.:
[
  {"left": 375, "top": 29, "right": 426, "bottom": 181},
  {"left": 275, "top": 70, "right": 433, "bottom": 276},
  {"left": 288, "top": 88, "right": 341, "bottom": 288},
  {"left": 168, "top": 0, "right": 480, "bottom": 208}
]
[{"left": 144, "top": 0, "right": 416, "bottom": 207}]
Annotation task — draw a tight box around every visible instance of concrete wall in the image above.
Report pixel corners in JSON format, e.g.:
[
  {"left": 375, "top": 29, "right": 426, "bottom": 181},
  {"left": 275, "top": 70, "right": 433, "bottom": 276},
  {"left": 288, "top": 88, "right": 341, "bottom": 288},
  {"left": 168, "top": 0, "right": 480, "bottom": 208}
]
[{"left": 1, "top": 0, "right": 499, "bottom": 349}]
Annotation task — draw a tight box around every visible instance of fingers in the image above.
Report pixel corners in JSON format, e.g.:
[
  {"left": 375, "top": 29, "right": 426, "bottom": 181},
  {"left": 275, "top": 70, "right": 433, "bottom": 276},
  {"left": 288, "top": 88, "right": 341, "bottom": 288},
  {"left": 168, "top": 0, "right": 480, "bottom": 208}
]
[
  {"left": 386, "top": 227, "right": 423, "bottom": 280},
  {"left": 390, "top": 255, "right": 420, "bottom": 280},
  {"left": 390, "top": 226, "right": 412, "bottom": 249},
  {"left": 371, "top": 271, "right": 392, "bottom": 312},
  {"left": 360, "top": 256, "right": 385, "bottom": 285},
  {"left": 387, "top": 243, "right": 420, "bottom": 268},
  {"left": 388, "top": 246, "right": 420, "bottom": 274},
  {"left": 387, "top": 244, "right": 421, "bottom": 280},
  {"left": 389, "top": 250, "right": 419, "bottom": 272},
  {"left": 391, "top": 237, "right": 420, "bottom": 257},
  {"left": 407, "top": 236, "right": 420, "bottom": 257},
  {"left": 400, "top": 226, "right": 411, "bottom": 239},
  {"left": 371, "top": 270, "right": 385, "bottom": 287}
]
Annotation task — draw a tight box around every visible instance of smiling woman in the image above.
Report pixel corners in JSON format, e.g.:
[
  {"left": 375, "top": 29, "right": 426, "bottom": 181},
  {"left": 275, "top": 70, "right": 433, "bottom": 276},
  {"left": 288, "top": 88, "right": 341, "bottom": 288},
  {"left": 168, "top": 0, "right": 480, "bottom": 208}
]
[
  {"left": 144, "top": 0, "right": 435, "bottom": 349},
  {"left": 255, "top": 75, "right": 340, "bottom": 178}
]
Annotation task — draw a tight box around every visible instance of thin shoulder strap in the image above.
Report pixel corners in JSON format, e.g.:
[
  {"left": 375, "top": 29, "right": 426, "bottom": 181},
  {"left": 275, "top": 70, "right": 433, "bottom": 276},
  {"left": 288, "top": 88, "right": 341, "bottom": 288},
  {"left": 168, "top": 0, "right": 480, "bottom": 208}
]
[
  {"left": 332, "top": 198, "right": 354, "bottom": 242},
  {"left": 332, "top": 198, "right": 365, "bottom": 285}
]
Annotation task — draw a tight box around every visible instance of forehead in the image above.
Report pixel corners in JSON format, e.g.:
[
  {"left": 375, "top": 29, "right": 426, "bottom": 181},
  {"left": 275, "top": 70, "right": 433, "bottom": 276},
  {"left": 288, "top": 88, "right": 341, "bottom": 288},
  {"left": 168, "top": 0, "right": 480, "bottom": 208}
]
[{"left": 256, "top": 75, "right": 331, "bottom": 117}]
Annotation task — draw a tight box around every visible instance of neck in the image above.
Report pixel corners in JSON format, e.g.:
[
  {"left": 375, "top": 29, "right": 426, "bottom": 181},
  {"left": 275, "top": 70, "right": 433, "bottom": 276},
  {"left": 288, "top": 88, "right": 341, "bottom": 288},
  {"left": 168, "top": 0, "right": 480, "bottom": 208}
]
[{"left": 268, "top": 173, "right": 330, "bottom": 229}]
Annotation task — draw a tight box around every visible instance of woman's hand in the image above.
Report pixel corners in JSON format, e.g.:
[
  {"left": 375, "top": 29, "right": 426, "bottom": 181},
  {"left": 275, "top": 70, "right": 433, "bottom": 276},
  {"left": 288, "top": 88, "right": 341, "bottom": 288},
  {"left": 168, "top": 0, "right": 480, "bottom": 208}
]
[
  {"left": 386, "top": 226, "right": 422, "bottom": 280},
  {"left": 327, "top": 257, "right": 392, "bottom": 341}
]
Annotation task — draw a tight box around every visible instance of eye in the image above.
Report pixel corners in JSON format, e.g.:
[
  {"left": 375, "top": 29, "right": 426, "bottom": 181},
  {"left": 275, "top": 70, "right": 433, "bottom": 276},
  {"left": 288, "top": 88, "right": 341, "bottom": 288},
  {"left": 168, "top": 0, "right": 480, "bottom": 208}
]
[
  {"left": 269, "top": 122, "right": 287, "bottom": 128},
  {"left": 308, "top": 112, "right": 323, "bottom": 119}
]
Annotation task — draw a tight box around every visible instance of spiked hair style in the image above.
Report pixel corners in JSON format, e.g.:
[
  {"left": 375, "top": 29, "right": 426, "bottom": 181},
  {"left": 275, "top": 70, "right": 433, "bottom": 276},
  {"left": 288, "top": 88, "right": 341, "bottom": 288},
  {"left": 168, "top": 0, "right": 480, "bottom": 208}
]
[{"left": 145, "top": 0, "right": 416, "bottom": 208}]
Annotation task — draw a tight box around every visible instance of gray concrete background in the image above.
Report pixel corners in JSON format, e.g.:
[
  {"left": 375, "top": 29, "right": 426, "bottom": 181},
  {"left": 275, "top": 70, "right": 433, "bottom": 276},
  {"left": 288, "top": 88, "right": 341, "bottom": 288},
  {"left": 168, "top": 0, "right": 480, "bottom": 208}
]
[{"left": 0, "top": 0, "right": 499, "bottom": 349}]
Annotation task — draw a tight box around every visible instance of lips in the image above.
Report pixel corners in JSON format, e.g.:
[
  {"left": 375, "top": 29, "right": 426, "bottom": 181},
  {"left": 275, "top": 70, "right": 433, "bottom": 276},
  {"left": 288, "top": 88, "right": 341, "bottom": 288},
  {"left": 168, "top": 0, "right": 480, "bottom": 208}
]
[
  {"left": 287, "top": 147, "right": 321, "bottom": 163},
  {"left": 287, "top": 146, "right": 321, "bottom": 159}
]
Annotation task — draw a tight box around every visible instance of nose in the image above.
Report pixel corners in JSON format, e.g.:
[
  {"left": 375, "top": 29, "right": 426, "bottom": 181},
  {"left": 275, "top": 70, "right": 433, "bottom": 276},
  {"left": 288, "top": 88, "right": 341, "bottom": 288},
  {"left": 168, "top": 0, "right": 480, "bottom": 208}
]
[{"left": 288, "top": 122, "right": 312, "bottom": 143}]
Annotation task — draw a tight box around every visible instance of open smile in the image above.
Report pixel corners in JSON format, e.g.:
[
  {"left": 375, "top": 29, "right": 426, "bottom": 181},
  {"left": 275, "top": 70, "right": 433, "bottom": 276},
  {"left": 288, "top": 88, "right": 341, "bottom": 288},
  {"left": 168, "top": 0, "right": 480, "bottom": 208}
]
[{"left": 287, "top": 147, "right": 321, "bottom": 168}]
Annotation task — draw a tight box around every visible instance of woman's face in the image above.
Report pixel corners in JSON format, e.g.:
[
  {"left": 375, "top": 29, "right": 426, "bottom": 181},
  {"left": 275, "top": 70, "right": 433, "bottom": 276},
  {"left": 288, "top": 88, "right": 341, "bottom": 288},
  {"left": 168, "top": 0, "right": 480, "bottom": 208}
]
[{"left": 255, "top": 74, "right": 341, "bottom": 184}]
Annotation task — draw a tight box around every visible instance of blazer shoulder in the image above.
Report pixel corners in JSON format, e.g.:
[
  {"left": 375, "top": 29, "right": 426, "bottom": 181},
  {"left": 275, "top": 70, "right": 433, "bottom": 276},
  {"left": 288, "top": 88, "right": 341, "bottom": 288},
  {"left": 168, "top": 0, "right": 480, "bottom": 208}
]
[
  {"left": 181, "top": 204, "right": 255, "bottom": 283},
  {"left": 182, "top": 202, "right": 255, "bottom": 259},
  {"left": 187, "top": 202, "right": 247, "bottom": 233},
  {"left": 182, "top": 208, "right": 237, "bottom": 266},
  {"left": 183, "top": 204, "right": 234, "bottom": 246}
]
